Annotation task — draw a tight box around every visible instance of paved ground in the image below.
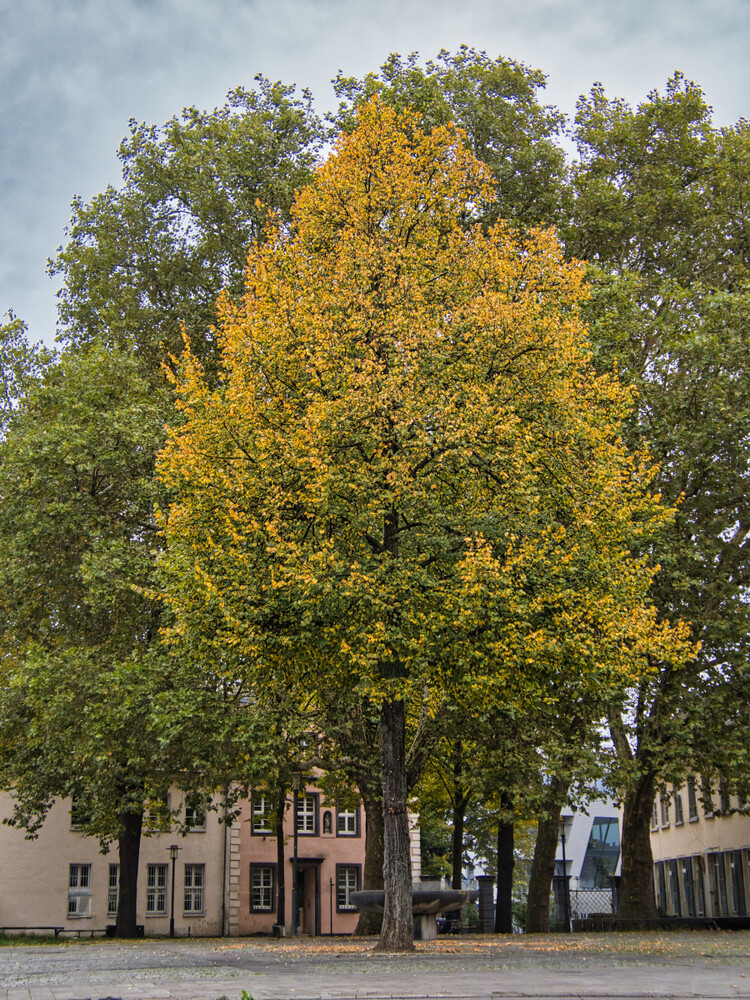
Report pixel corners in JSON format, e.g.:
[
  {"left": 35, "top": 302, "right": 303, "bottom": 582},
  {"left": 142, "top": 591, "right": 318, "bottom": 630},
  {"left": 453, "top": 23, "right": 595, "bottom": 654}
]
[{"left": 1, "top": 933, "right": 750, "bottom": 1000}]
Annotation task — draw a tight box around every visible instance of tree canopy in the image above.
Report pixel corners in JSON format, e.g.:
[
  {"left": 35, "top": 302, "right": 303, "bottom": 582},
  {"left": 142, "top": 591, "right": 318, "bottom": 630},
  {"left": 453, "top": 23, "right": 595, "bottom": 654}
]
[
  {"left": 3, "top": 51, "right": 748, "bottom": 937},
  {"left": 567, "top": 74, "right": 750, "bottom": 917},
  {"left": 158, "top": 98, "right": 690, "bottom": 949}
]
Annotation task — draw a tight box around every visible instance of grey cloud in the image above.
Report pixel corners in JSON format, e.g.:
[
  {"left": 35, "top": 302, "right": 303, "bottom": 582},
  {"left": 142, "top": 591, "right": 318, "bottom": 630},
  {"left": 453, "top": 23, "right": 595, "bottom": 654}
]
[{"left": 2, "top": 0, "right": 748, "bottom": 343}]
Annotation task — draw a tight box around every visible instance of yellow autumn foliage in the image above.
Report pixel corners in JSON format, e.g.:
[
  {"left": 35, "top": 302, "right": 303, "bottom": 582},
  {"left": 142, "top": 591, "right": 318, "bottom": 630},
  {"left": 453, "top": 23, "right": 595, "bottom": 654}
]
[{"left": 158, "top": 98, "right": 692, "bottom": 712}]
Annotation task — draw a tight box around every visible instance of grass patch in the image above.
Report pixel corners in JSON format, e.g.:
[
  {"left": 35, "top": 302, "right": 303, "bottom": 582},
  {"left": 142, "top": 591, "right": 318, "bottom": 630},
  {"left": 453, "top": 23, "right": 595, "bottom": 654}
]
[{"left": 0, "top": 932, "right": 66, "bottom": 946}]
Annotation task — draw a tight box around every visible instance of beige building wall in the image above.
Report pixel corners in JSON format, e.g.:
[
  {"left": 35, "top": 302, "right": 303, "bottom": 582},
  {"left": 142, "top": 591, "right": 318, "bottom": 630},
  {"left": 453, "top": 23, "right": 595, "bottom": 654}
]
[
  {"left": 0, "top": 790, "right": 228, "bottom": 936},
  {"left": 1, "top": 784, "right": 421, "bottom": 938},
  {"left": 650, "top": 779, "right": 750, "bottom": 920}
]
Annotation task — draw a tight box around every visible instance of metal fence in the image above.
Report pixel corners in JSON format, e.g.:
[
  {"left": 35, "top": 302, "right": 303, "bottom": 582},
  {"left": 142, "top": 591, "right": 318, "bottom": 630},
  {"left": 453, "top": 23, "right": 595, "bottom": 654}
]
[
  {"left": 550, "top": 879, "right": 617, "bottom": 931},
  {"left": 569, "top": 887, "right": 615, "bottom": 918}
]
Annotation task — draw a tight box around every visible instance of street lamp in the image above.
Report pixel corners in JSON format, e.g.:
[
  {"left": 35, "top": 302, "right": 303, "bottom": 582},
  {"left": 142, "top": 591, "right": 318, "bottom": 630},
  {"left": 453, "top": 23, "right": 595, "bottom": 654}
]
[
  {"left": 169, "top": 844, "right": 181, "bottom": 938},
  {"left": 559, "top": 819, "right": 571, "bottom": 933},
  {"left": 290, "top": 772, "right": 302, "bottom": 937}
]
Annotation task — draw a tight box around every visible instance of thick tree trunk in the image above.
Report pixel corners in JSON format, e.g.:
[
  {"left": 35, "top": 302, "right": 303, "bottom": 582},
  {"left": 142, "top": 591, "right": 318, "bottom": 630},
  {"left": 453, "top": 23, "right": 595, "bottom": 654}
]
[
  {"left": 376, "top": 697, "right": 413, "bottom": 952},
  {"left": 525, "top": 776, "right": 567, "bottom": 934},
  {"left": 355, "top": 787, "right": 384, "bottom": 935},
  {"left": 617, "top": 772, "right": 658, "bottom": 920},
  {"left": 115, "top": 809, "right": 143, "bottom": 938},
  {"left": 451, "top": 799, "right": 466, "bottom": 891},
  {"left": 275, "top": 792, "right": 286, "bottom": 928},
  {"left": 495, "top": 792, "right": 514, "bottom": 933},
  {"left": 450, "top": 741, "right": 468, "bottom": 892}
]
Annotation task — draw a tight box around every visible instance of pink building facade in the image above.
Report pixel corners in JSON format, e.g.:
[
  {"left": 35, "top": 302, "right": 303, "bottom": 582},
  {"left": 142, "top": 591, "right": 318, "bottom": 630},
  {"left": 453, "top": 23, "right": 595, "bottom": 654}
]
[
  {"left": 235, "top": 790, "right": 366, "bottom": 936},
  {"left": 0, "top": 781, "right": 422, "bottom": 937}
]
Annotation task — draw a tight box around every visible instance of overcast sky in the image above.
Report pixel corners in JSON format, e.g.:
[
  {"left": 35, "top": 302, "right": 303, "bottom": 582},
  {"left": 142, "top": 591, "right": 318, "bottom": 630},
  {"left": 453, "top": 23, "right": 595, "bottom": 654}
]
[{"left": 3, "top": 0, "right": 749, "bottom": 345}]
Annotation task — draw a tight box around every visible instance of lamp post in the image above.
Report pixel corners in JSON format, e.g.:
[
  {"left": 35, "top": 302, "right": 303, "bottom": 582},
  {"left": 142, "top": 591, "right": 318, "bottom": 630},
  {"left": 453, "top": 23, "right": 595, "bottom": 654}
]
[
  {"left": 290, "top": 772, "right": 302, "bottom": 937},
  {"left": 559, "top": 820, "right": 571, "bottom": 933},
  {"left": 169, "top": 844, "right": 181, "bottom": 938}
]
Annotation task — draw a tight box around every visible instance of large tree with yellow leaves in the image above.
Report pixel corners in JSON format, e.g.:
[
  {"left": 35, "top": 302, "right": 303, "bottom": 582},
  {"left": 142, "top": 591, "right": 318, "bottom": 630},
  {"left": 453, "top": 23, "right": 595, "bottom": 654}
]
[{"left": 158, "top": 100, "right": 691, "bottom": 951}]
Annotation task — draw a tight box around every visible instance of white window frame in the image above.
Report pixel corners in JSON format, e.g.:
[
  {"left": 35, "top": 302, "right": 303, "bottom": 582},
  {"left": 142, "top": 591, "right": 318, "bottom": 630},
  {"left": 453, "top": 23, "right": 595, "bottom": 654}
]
[
  {"left": 688, "top": 777, "right": 699, "bottom": 820},
  {"left": 250, "top": 864, "right": 275, "bottom": 912},
  {"left": 295, "top": 793, "right": 318, "bottom": 835},
  {"left": 68, "top": 864, "right": 92, "bottom": 917},
  {"left": 251, "top": 793, "right": 273, "bottom": 835},
  {"left": 70, "top": 798, "right": 90, "bottom": 831},
  {"left": 107, "top": 864, "right": 119, "bottom": 917},
  {"left": 674, "top": 786, "right": 684, "bottom": 825},
  {"left": 185, "top": 796, "right": 206, "bottom": 831},
  {"left": 184, "top": 863, "right": 205, "bottom": 914},
  {"left": 336, "top": 865, "right": 360, "bottom": 911},
  {"left": 337, "top": 806, "right": 358, "bottom": 836},
  {"left": 146, "top": 863, "right": 168, "bottom": 915}
]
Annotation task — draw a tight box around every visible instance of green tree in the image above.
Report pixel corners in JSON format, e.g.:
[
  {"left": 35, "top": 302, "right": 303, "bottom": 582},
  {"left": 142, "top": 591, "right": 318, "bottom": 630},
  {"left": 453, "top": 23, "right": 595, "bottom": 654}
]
[
  {"left": 568, "top": 75, "right": 750, "bottom": 918},
  {"left": 0, "top": 312, "right": 54, "bottom": 433},
  {"left": 332, "top": 46, "right": 568, "bottom": 229},
  {"left": 0, "top": 345, "right": 250, "bottom": 936},
  {"left": 158, "top": 100, "right": 688, "bottom": 951},
  {"left": 50, "top": 77, "right": 323, "bottom": 377}
]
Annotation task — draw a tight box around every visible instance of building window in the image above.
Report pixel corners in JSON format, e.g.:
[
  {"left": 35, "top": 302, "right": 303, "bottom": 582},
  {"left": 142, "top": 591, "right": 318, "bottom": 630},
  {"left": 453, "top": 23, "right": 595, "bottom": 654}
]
[
  {"left": 146, "top": 863, "right": 168, "bottom": 915},
  {"left": 652, "top": 797, "right": 659, "bottom": 830},
  {"left": 146, "top": 791, "right": 172, "bottom": 831},
  {"left": 68, "top": 864, "right": 92, "bottom": 917},
  {"left": 710, "top": 853, "right": 729, "bottom": 915},
  {"left": 250, "top": 864, "right": 276, "bottom": 912},
  {"left": 185, "top": 795, "right": 206, "bottom": 831},
  {"left": 668, "top": 859, "right": 682, "bottom": 916},
  {"left": 719, "top": 779, "right": 731, "bottom": 813},
  {"left": 694, "top": 856, "right": 706, "bottom": 916},
  {"left": 674, "top": 786, "right": 684, "bottom": 825},
  {"left": 687, "top": 777, "right": 698, "bottom": 820},
  {"left": 702, "top": 779, "right": 715, "bottom": 817},
  {"left": 655, "top": 861, "right": 667, "bottom": 915},
  {"left": 70, "top": 798, "right": 91, "bottom": 831},
  {"left": 337, "top": 806, "right": 359, "bottom": 836},
  {"left": 681, "top": 858, "right": 695, "bottom": 917},
  {"left": 579, "top": 817, "right": 620, "bottom": 888},
  {"left": 251, "top": 793, "right": 273, "bottom": 835},
  {"left": 729, "top": 851, "right": 746, "bottom": 916},
  {"left": 660, "top": 794, "right": 669, "bottom": 827},
  {"left": 108, "top": 864, "right": 119, "bottom": 917},
  {"left": 336, "top": 864, "right": 361, "bottom": 911},
  {"left": 184, "top": 864, "right": 205, "bottom": 914},
  {"left": 295, "top": 793, "right": 318, "bottom": 835}
]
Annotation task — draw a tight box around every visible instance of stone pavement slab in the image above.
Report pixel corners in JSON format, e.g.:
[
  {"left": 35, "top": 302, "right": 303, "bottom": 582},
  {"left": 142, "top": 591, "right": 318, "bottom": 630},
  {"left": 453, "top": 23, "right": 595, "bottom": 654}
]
[{"left": 1, "top": 933, "right": 750, "bottom": 1000}]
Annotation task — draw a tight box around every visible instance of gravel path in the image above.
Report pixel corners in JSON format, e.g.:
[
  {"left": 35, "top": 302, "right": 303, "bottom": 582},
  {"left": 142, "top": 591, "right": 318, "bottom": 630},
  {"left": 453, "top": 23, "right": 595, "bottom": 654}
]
[{"left": 1, "top": 933, "right": 749, "bottom": 1000}]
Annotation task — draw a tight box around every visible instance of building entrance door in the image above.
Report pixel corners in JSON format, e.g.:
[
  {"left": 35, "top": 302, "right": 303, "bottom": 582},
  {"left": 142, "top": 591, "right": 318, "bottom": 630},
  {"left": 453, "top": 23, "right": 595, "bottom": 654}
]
[{"left": 296, "top": 863, "right": 321, "bottom": 935}]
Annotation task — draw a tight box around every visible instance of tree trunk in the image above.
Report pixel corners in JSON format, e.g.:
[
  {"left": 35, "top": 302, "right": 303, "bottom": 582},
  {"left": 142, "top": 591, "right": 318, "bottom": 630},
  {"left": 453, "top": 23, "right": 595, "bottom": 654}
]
[
  {"left": 115, "top": 809, "right": 143, "bottom": 938},
  {"left": 355, "top": 786, "right": 384, "bottom": 935},
  {"left": 617, "top": 772, "right": 658, "bottom": 920},
  {"left": 525, "top": 776, "right": 567, "bottom": 933},
  {"left": 376, "top": 697, "right": 413, "bottom": 952},
  {"left": 495, "top": 792, "right": 514, "bottom": 933},
  {"left": 275, "top": 791, "right": 286, "bottom": 928},
  {"left": 450, "top": 741, "right": 468, "bottom": 892}
]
